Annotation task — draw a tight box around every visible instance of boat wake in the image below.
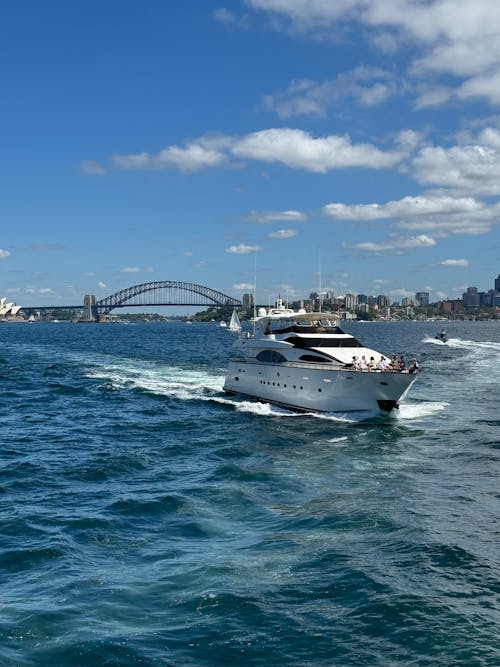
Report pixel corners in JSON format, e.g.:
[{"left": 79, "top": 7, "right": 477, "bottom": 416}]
[
  {"left": 423, "top": 335, "right": 500, "bottom": 351},
  {"left": 85, "top": 358, "right": 224, "bottom": 401}
]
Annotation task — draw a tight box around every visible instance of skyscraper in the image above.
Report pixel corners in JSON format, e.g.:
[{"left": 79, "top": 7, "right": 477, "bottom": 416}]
[
  {"left": 416, "top": 292, "right": 429, "bottom": 307},
  {"left": 462, "top": 287, "right": 479, "bottom": 308}
]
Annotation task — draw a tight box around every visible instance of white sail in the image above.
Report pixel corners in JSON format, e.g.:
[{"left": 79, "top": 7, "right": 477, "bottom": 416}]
[
  {"left": 228, "top": 309, "right": 241, "bottom": 332},
  {"left": 0, "top": 302, "right": 13, "bottom": 316}
]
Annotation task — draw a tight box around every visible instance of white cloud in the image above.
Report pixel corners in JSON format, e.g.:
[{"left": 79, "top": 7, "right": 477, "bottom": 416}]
[
  {"left": 110, "top": 128, "right": 406, "bottom": 174},
  {"left": 241, "top": 209, "right": 307, "bottom": 223},
  {"left": 213, "top": 6, "right": 251, "bottom": 28},
  {"left": 325, "top": 187, "right": 500, "bottom": 237},
  {"left": 248, "top": 0, "right": 500, "bottom": 108},
  {"left": 231, "top": 128, "right": 403, "bottom": 171},
  {"left": 411, "top": 142, "right": 500, "bottom": 195},
  {"left": 112, "top": 136, "right": 229, "bottom": 172},
  {"left": 268, "top": 229, "right": 297, "bottom": 239},
  {"left": 119, "top": 266, "right": 154, "bottom": 274},
  {"left": 97, "top": 281, "right": 107, "bottom": 288},
  {"left": 414, "top": 86, "right": 453, "bottom": 110},
  {"left": 440, "top": 259, "right": 469, "bottom": 267},
  {"left": 80, "top": 160, "right": 106, "bottom": 175},
  {"left": 183, "top": 251, "right": 193, "bottom": 256},
  {"left": 389, "top": 288, "right": 415, "bottom": 299},
  {"left": 351, "top": 234, "right": 436, "bottom": 252},
  {"left": 0, "top": 249, "right": 11, "bottom": 259},
  {"left": 233, "top": 282, "right": 255, "bottom": 291},
  {"left": 246, "top": 0, "right": 361, "bottom": 30},
  {"left": 225, "top": 244, "right": 262, "bottom": 254},
  {"left": 323, "top": 194, "right": 483, "bottom": 220},
  {"left": 213, "top": 7, "right": 236, "bottom": 25},
  {"left": 262, "top": 67, "right": 396, "bottom": 118}
]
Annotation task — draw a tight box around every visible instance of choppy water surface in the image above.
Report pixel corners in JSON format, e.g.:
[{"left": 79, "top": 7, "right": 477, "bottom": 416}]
[{"left": 1, "top": 320, "right": 499, "bottom": 666}]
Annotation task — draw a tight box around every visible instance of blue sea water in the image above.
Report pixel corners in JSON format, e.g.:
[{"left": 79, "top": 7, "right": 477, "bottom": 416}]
[{"left": 0, "top": 320, "right": 499, "bottom": 667}]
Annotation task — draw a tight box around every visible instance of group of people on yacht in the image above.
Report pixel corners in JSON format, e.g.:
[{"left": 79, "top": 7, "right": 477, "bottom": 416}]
[{"left": 351, "top": 354, "right": 419, "bottom": 374}]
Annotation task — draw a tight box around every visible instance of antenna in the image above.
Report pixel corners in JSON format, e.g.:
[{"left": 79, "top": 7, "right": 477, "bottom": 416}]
[
  {"left": 253, "top": 256, "right": 257, "bottom": 336},
  {"left": 318, "top": 248, "right": 322, "bottom": 313}
]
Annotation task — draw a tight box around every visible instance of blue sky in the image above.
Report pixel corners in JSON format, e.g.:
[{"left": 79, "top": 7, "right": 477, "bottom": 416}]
[{"left": 2, "top": 0, "right": 500, "bottom": 308}]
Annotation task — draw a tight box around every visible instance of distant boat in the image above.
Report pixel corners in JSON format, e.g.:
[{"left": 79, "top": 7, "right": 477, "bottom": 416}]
[
  {"left": 435, "top": 329, "right": 448, "bottom": 343},
  {"left": 28, "top": 314, "right": 36, "bottom": 323},
  {"left": 228, "top": 309, "right": 241, "bottom": 332},
  {"left": 219, "top": 320, "right": 227, "bottom": 328}
]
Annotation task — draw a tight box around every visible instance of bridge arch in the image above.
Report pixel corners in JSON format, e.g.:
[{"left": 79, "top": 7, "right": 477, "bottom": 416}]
[{"left": 96, "top": 281, "right": 242, "bottom": 314}]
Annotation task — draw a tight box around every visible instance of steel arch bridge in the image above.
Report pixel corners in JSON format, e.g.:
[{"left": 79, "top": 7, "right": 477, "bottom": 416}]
[{"left": 96, "top": 281, "right": 242, "bottom": 314}]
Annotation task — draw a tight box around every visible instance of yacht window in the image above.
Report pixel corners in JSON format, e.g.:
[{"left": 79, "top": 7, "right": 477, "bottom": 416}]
[
  {"left": 299, "top": 354, "right": 332, "bottom": 363},
  {"left": 256, "top": 350, "right": 288, "bottom": 363},
  {"left": 285, "top": 336, "right": 362, "bottom": 348}
]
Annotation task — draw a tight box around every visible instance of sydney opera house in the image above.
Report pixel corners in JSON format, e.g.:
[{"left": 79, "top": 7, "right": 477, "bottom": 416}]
[{"left": 0, "top": 297, "right": 23, "bottom": 320}]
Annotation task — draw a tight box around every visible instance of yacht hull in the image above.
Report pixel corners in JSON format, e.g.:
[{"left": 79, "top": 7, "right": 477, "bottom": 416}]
[{"left": 223, "top": 360, "right": 417, "bottom": 414}]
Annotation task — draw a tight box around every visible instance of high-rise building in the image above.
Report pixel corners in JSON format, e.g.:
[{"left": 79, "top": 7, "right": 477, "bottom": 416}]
[
  {"left": 416, "top": 292, "right": 429, "bottom": 307},
  {"left": 344, "top": 293, "right": 358, "bottom": 311},
  {"left": 376, "top": 294, "right": 389, "bottom": 308},
  {"left": 495, "top": 274, "right": 500, "bottom": 292},
  {"left": 462, "top": 287, "right": 479, "bottom": 308}
]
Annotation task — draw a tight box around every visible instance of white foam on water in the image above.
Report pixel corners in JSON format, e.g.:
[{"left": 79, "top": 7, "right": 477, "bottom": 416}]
[
  {"left": 423, "top": 335, "right": 500, "bottom": 352},
  {"left": 397, "top": 400, "right": 448, "bottom": 420},
  {"left": 85, "top": 359, "right": 225, "bottom": 401},
  {"left": 310, "top": 410, "right": 373, "bottom": 424},
  {"left": 210, "top": 396, "right": 382, "bottom": 424}
]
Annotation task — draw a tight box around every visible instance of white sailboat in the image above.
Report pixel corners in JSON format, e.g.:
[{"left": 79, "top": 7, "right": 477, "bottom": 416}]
[{"left": 228, "top": 309, "right": 241, "bottom": 332}]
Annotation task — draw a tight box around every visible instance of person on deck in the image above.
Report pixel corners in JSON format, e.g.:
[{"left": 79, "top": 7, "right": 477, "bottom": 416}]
[{"left": 408, "top": 358, "right": 419, "bottom": 373}]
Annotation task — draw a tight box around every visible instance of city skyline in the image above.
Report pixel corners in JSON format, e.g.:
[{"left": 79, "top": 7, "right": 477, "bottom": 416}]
[{"left": 2, "top": 1, "right": 500, "bottom": 306}]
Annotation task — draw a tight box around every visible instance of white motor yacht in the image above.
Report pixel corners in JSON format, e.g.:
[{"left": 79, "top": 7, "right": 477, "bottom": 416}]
[{"left": 223, "top": 301, "right": 420, "bottom": 415}]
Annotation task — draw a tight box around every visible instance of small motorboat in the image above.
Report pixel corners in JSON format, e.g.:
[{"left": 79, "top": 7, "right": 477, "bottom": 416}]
[{"left": 435, "top": 330, "right": 448, "bottom": 343}]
